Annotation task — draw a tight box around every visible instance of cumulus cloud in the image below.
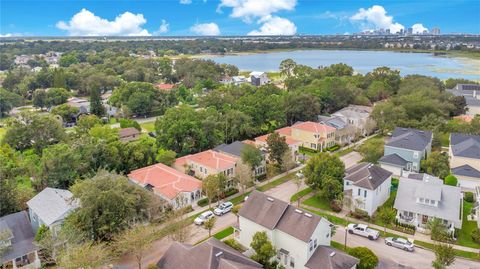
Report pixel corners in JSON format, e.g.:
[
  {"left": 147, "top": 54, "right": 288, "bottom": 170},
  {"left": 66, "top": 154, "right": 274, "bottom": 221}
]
[
  {"left": 0, "top": 33, "right": 13, "bottom": 37},
  {"left": 180, "top": 0, "right": 192, "bottom": 4},
  {"left": 154, "top": 20, "right": 169, "bottom": 35},
  {"left": 190, "top": 22, "right": 220, "bottom": 35},
  {"left": 350, "top": 5, "right": 404, "bottom": 33},
  {"left": 56, "top": 8, "right": 151, "bottom": 36},
  {"left": 412, "top": 23, "right": 428, "bottom": 34},
  {"left": 218, "top": 0, "right": 296, "bottom": 22},
  {"left": 248, "top": 16, "right": 296, "bottom": 35}
]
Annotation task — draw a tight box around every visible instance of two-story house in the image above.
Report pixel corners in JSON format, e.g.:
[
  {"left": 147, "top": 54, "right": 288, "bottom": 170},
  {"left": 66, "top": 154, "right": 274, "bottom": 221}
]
[
  {"left": 235, "top": 191, "right": 358, "bottom": 269},
  {"left": 157, "top": 238, "right": 262, "bottom": 269},
  {"left": 379, "top": 127, "right": 432, "bottom": 176},
  {"left": 173, "top": 150, "right": 238, "bottom": 182},
  {"left": 331, "top": 105, "right": 375, "bottom": 137},
  {"left": 128, "top": 163, "right": 202, "bottom": 209},
  {"left": 249, "top": 71, "right": 269, "bottom": 86},
  {"left": 447, "top": 84, "right": 480, "bottom": 116},
  {"left": 214, "top": 141, "right": 267, "bottom": 177},
  {"left": 26, "top": 188, "right": 78, "bottom": 236},
  {"left": 291, "top": 121, "right": 337, "bottom": 151},
  {"left": 318, "top": 115, "right": 356, "bottom": 146},
  {"left": 344, "top": 163, "right": 393, "bottom": 216},
  {"left": 449, "top": 133, "right": 480, "bottom": 190},
  {"left": 0, "top": 211, "right": 41, "bottom": 269},
  {"left": 255, "top": 126, "right": 301, "bottom": 161},
  {"left": 394, "top": 173, "right": 462, "bottom": 234}
]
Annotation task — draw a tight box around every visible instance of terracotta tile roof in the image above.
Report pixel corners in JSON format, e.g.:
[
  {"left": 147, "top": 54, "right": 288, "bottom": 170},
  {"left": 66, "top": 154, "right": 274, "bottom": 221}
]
[
  {"left": 293, "top": 121, "right": 336, "bottom": 133},
  {"left": 276, "top": 126, "right": 292, "bottom": 136},
  {"left": 128, "top": 163, "right": 202, "bottom": 199},
  {"left": 255, "top": 133, "right": 300, "bottom": 146},
  {"left": 155, "top": 83, "right": 176, "bottom": 90},
  {"left": 174, "top": 150, "right": 238, "bottom": 171},
  {"left": 453, "top": 115, "right": 474, "bottom": 123}
]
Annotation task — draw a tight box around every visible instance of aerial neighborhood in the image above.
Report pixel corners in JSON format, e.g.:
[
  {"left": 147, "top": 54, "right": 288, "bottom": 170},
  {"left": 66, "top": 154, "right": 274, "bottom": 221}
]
[{"left": 1, "top": 31, "right": 480, "bottom": 269}]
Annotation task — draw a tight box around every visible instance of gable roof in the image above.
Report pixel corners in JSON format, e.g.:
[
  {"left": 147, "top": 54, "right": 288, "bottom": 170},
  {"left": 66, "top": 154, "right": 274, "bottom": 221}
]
[
  {"left": 128, "top": 163, "right": 202, "bottom": 200},
  {"left": 451, "top": 164, "right": 480, "bottom": 179},
  {"left": 249, "top": 71, "right": 265, "bottom": 78},
  {"left": 293, "top": 121, "right": 336, "bottom": 133},
  {"left": 344, "top": 162, "right": 392, "bottom": 190},
  {"left": 239, "top": 191, "right": 322, "bottom": 243},
  {"left": 450, "top": 133, "right": 480, "bottom": 159},
  {"left": 174, "top": 150, "right": 238, "bottom": 171},
  {"left": 332, "top": 105, "right": 372, "bottom": 119},
  {"left": 378, "top": 153, "right": 408, "bottom": 167},
  {"left": 214, "top": 141, "right": 248, "bottom": 158},
  {"left": 318, "top": 116, "right": 348, "bottom": 130},
  {"left": 157, "top": 238, "right": 261, "bottom": 269},
  {"left": 305, "top": 246, "right": 359, "bottom": 269},
  {"left": 118, "top": 127, "right": 140, "bottom": 138},
  {"left": 26, "top": 187, "right": 78, "bottom": 226},
  {"left": 0, "top": 211, "right": 37, "bottom": 262},
  {"left": 386, "top": 127, "right": 432, "bottom": 151}
]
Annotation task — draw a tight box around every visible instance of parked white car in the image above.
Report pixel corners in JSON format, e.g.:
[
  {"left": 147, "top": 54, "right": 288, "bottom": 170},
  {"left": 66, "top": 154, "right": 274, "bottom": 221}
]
[
  {"left": 214, "top": 202, "right": 233, "bottom": 216},
  {"left": 385, "top": 237, "right": 415, "bottom": 252},
  {"left": 347, "top": 223, "right": 380, "bottom": 240},
  {"left": 194, "top": 211, "right": 214, "bottom": 225}
]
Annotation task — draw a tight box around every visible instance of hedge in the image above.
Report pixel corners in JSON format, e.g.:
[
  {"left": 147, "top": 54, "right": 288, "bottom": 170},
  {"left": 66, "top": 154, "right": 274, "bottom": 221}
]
[{"left": 197, "top": 188, "right": 239, "bottom": 207}]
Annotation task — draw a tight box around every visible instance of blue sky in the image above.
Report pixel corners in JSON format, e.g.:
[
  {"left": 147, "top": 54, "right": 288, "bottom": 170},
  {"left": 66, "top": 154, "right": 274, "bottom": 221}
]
[{"left": 1, "top": 0, "right": 479, "bottom": 36}]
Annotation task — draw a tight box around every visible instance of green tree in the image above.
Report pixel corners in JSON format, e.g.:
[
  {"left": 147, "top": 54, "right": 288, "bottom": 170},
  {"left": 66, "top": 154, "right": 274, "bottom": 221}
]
[
  {"left": 204, "top": 217, "right": 216, "bottom": 237},
  {"left": 203, "top": 174, "right": 220, "bottom": 209},
  {"left": 57, "top": 242, "right": 113, "bottom": 269},
  {"left": 90, "top": 87, "right": 105, "bottom": 116},
  {"left": 59, "top": 52, "right": 79, "bottom": 67},
  {"left": 427, "top": 217, "right": 449, "bottom": 241},
  {"left": 75, "top": 114, "right": 102, "bottom": 134},
  {"left": 376, "top": 206, "right": 396, "bottom": 236},
  {"left": 432, "top": 243, "right": 455, "bottom": 269},
  {"left": 155, "top": 148, "right": 176, "bottom": 166},
  {"left": 304, "top": 153, "right": 345, "bottom": 201},
  {"left": 114, "top": 225, "right": 156, "bottom": 269},
  {"left": 241, "top": 144, "right": 263, "bottom": 171},
  {"left": 119, "top": 118, "right": 141, "bottom": 131},
  {"left": 284, "top": 92, "right": 321, "bottom": 125},
  {"left": 366, "top": 67, "right": 401, "bottom": 94},
  {"left": 64, "top": 170, "right": 151, "bottom": 241},
  {"left": 0, "top": 88, "right": 22, "bottom": 117},
  {"left": 33, "top": 89, "right": 48, "bottom": 109},
  {"left": 279, "top": 58, "right": 297, "bottom": 77},
  {"left": 266, "top": 132, "right": 289, "bottom": 168},
  {"left": 40, "top": 143, "right": 83, "bottom": 189},
  {"left": 443, "top": 174, "right": 458, "bottom": 186},
  {"left": 51, "top": 104, "right": 79, "bottom": 122},
  {"left": 0, "top": 178, "right": 20, "bottom": 216},
  {"left": 232, "top": 204, "right": 241, "bottom": 224},
  {"left": 46, "top": 88, "right": 70, "bottom": 107},
  {"left": 348, "top": 247, "right": 379, "bottom": 269},
  {"left": 421, "top": 152, "right": 450, "bottom": 179},
  {"left": 250, "top": 231, "right": 276, "bottom": 267},
  {"left": 358, "top": 137, "right": 384, "bottom": 163}
]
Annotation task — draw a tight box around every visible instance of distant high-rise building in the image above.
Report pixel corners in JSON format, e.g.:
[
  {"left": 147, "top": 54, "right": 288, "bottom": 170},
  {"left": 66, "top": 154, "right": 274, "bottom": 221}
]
[
  {"left": 431, "top": 27, "right": 441, "bottom": 35},
  {"left": 407, "top": 27, "right": 413, "bottom": 35},
  {"left": 386, "top": 29, "right": 391, "bottom": 35}
]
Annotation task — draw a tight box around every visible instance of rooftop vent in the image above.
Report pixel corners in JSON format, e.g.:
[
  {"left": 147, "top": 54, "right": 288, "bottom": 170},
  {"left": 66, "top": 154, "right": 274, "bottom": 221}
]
[
  {"left": 330, "top": 252, "right": 336, "bottom": 257},
  {"left": 368, "top": 176, "right": 372, "bottom": 180},
  {"left": 267, "top": 197, "right": 274, "bottom": 202},
  {"left": 304, "top": 213, "right": 313, "bottom": 218},
  {"left": 295, "top": 209, "right": 303, "bottom": 214},
  {"left": 215, "top": 251, "right": 223, "bottom": 258}
]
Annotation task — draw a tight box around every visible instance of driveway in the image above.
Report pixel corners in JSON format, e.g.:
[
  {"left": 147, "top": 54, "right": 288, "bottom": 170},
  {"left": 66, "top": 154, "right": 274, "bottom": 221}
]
[
  {"left": 340, "top": 151, "right": 362, "bottom": 168},
  {"left": 264, "top": 179, "right": 306, "bottom": 201}
]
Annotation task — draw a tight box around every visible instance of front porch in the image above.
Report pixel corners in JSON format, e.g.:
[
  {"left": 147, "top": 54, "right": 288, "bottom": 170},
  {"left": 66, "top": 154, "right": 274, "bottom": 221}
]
[
  {"left": 396, "top": 211, "right": 455, "bottom": 234},
  {"left": 2, "top": 251, "right": 41, "bottom": 269}
]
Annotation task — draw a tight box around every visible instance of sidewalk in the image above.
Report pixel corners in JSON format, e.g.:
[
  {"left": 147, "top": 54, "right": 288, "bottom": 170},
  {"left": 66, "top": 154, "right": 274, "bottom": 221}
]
[{"left": 301, "top": 204, "right": 480, "bottom": 253}]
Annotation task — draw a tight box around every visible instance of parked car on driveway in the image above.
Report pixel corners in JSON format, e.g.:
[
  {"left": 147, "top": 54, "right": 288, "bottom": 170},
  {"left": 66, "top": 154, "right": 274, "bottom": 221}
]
[
  {"left": 194, "top": 211, "right": 214, "bottom": 225},
  {"left": 214, "top": 202, "right": 233, "bottom": 216},
  {"left": 347, "top": 223, "right": 380, "bottom": 240},
  {"left": 385, "top": 237, "right": 415, "bottom": 252}
]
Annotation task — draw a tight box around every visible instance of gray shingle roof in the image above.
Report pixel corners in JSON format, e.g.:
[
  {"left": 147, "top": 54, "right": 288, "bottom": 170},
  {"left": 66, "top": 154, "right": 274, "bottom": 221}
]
[
  {"left": 156, "top": 238, "right": 261, "bottom": 269},
  {"left": 0, "top": 211, "right": 37, "bottom": 262},
  {"left": 318, "top": 116, "right": 348, "bottom": 130},
  {"left": 378, "top": 154, "right": 408, "bottom": 167},
  {"left": 214, "top": 141, "right": 248, "bottom": 158},
  {"left": 344, "top": 162, "right": 392, "bottom": 190},
  {"left": 305, "top": 246, "right": 359, "bottom": 269},
  {"left": 386, "top": 127, "right": 432, "bottom": 151},
  {"left": 451, "top": 165, "right": 480, "bottom": 179},
  {"left": 450, "top": 133, "right": 480, "bottom": 159},
  {"left": 26, "top": 188, "right": 78, "bottom": 226},
  {"left": 332, "top": 105, "right": 372, "bottom": 120},
  {"left": 394, "top": 176, "right": 462, "bottom": 228},
  {"left": 239, "top": 191, "right": 322, "bottom": 243}
]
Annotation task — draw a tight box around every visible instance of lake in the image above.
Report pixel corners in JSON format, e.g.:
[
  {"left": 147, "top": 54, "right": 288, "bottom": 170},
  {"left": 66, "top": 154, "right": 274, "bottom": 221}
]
[{"left": 202, "top": 50, "right": 480, "bottom": 80}]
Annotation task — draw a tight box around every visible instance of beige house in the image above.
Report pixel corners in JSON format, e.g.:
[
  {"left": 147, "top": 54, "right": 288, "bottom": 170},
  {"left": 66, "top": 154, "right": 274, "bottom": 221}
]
[
  {"left": 173, "top": 150, "right": 238, "bottom": 180},
  {"left": 290, "top": 121, "right": 336, "bottom": 151},
  {"left": 449, "top": 133, "right": 480, "bottom": 190}
]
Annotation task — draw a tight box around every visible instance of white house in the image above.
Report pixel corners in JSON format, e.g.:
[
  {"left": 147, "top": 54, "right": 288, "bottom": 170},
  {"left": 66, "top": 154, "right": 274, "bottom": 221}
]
[
  {"left": 235, "top": 191, "right": 358, "bottom": 269},
  {"left": 394, "top": 173, "right": 462, "bottom": 234},
  {"left": 26, "top": 188, "right": 78, "bottom": 236},
  {"left": 331, "top": 105, "right": 375, "bottom": 137},
  {"left": 344, "top": 163, "right": 393, "bottom": 216},
  {"left": 249, "top": 71, "right": 269, "bottom": 86}
]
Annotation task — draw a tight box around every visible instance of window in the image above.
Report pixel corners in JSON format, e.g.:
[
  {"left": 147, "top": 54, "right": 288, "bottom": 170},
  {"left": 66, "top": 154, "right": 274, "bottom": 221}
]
[
  {"left": 311, "top": 143, "right": 316, "bottom": 149},
  {"left": 413, "top": 151, "right": 419, "bottom": 158},
  {"left": 200, "top": 167, "right": 203, "bottom": 172},
  {"left": 358, "top": 189, "right": 361, "bottom": 196},
  {"left": 430, "top": 200, "right": 435, "bottom": 205},
  {"left": 419, "top": 198, "right": 424, "bottom": 203},
  {"left": 364, "top": 190, "right": 367, "bottom": 198},
  {"left": 204, "top": 169, "right": 208, "bottom": 174},
  {"left": 290, "top": 257, "right": 295, "bottom": 268},
  {"left": 425, "top": 199, "right": 430, "bottom": 204},
  {"left": 314, "top": 239, "right": 317, "bottom": 248},
  {"left": 309, "top": 240, "right": 313, "bottom": 251}
]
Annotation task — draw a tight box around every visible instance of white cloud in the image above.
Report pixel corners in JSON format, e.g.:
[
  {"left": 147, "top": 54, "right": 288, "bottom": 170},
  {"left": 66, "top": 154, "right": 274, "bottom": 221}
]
[
  {"left": 56, "top": 8, "right": 151, "bottom": 36},
  {"left": 248, "top": 16, "right": 296, "bottom": 35},
  {"left": 154, "top": 20, "right": 169, "bottom": 35},
  {"left": 0, "top": 33, "right": 13, "bottom": 37},
  {"left": 218, "top": 0, "right": 296, "bottom": 22},
  {"left": 412, "top": 23, "right": 428, "bottom": 34},
  {"left": 190, "top": 22, "right": 220, "bottom": 35},
  {"left": 350, "top": 5, "right": 404, "bottom": 33},
  {"left": 180, "top": 0, "right": 192, "bottom": 4}
]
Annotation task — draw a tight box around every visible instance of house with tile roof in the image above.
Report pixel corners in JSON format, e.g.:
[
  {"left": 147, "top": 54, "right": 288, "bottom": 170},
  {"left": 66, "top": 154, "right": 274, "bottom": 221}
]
[
  {"left": 173, "top": 150, "right": 239, "bottom": 181},
  {"left": 157, "top": 238, "right": 262, "bottom": 269},
  {"left": 449, "top": 133, "right": 480, "bottom": 190},
  {"left": 235, "top": 191, "right": 358, "bottom": 269},
  {"left": 214, "top": 141, "right": 267, "bottom": 177},
  {"left": 379, "top": 127, "right": 432, "bottom": 176},
  {"left": 291, "top": 121, "right": 337, "bottom": 151},
  {"left": 26, "top": 188, "right": 78, "bottom": 236},
  {"left": 394, "top": 173, "right": 462, "bottom": 234},
  {"left": 344, "top": 163, "right": 393, "bottom": 216},
  {"left": 128, "top": 163, "right": 202, "bottom": 208}
]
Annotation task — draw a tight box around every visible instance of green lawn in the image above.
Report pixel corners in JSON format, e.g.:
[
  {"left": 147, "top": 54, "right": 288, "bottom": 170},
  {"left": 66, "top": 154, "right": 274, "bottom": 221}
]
[
  {"left": 291, "top": 187, "right": 313, "bottom": 202},
  {"left": 256, "top": 173, "right": 296, "bottom": 192},
  {"left": 456, "top": 201, "right": 480, "bottom": 248},
  {"left": 140, "top": 122, "right": 155, "bottom": 132},
  {"left": 414, "top": 240, "right": 480, "bottom": 261},
  {"left": 438, "top": 132, "right": 450, "bottom": 147},
  {"left": 334, "top": 147, "right": 354, "bottom": 157},
  {"left": 229, "top": 192, "right": 250, "bottom": 205},
  {"left": 213, "top": 226, "right": 234, "bottom": 240},
  {"left": 302, "top": 207, "right": 349, "bottom": 226},
  {"left": 302, "top": 195, "right": 333, "bottom": 212}
]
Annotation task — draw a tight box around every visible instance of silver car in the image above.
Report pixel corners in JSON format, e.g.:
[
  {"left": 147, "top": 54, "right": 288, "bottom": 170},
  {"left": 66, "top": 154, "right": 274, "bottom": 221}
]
[{"left": 385, "top": 237, "right": 415, "bottom": 252}]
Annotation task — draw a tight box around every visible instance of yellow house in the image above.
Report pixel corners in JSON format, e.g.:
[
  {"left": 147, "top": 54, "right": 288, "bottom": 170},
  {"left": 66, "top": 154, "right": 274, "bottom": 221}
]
[
  {"left": 290, "top": 121, "right": 337, "bottom": 151},
  {"left": 449, "top": 133, "right": 480, "bottom": 190}
]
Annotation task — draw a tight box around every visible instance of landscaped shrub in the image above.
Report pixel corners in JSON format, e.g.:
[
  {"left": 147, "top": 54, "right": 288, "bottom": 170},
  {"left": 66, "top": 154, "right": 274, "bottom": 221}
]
[
  {"left": 472, "top": 228, "right": 480, "bottom": 244},
  {"left": 197, "top": 188, "right": 239, "bottom": 207},
  {"left": 330, "top": 200, "right": 342, "bottom": 212},
  {"left": 464, "top": 192, "right": 475, "bottom": 203},
  {"left": 348, "top": 247, "right": 378, "bottom": 269},
  {"left": 444, "top": 174, "right": 458, "bottom": 186},
  {"left": 224, "top": 238, "right": 245, "bottom": 252},
  {"left": 325, "top": 144, "right": 340, "bottom": 152},
  {"left": 197, "top": 198, "right": 209, "bottom": 207},
  {"left": 350, "top": 208, "right": 370, "bottom": 221},
  {"left": 299, "top": 146, "right": 318, "bottom": 154},
  {"left": 393, "top": 219, "right": 416, "bottom": 235}
]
